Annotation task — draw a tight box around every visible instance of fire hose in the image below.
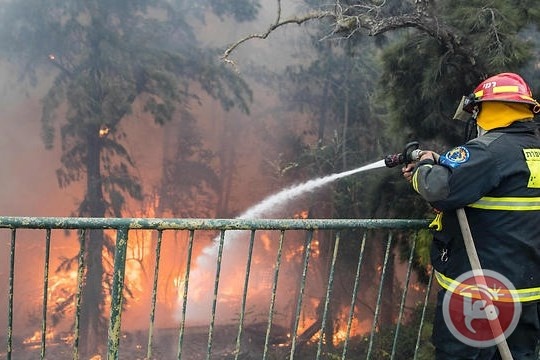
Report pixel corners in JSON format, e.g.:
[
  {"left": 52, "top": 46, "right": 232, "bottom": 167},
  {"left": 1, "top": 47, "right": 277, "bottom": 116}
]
[{"left": 385, "top": 143, "right": 514, "bottom": 359}]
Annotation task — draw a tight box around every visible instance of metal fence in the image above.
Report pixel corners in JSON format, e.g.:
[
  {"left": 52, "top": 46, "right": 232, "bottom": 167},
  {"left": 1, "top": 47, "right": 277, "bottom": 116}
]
[{"left": 0, "top": 216, "right": 435, "bottom": 360}]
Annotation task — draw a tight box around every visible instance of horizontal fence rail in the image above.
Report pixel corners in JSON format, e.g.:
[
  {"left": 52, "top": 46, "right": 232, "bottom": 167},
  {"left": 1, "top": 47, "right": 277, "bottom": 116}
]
[
  {"left": 0, "top": 217, "right": 429, "bottom": 230},
  {"left": 0, "top": 217, "right": 437, "bottom": 360}
]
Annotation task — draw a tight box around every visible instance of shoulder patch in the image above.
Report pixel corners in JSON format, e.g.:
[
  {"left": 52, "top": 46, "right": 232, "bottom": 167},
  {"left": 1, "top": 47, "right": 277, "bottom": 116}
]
[{"left": 439, "top": 146, "right": 470, "bottom": 168}]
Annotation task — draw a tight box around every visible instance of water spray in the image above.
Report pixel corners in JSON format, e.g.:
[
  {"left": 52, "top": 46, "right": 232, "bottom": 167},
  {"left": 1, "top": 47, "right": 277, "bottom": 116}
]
[{"left": 384, "top": 141, "right": 423, "bottom": 168}]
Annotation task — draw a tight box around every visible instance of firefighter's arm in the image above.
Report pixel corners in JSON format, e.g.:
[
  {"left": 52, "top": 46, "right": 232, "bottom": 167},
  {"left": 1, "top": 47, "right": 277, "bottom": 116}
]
[
  {"left": 409, "top": 156, "right": 451, "bottom": 203},
  {"left": 408, "top": 143, "right": 500, "bottom": 210}
]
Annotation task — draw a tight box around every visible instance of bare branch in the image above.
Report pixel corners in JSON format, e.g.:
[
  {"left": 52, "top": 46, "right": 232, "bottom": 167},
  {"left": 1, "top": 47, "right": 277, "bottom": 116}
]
[
  {"left": 222, "top": 0, "right": 476, "bottom": 68},
  {"left": 221, "top": 8, "right": 335, "bottom": 67}
]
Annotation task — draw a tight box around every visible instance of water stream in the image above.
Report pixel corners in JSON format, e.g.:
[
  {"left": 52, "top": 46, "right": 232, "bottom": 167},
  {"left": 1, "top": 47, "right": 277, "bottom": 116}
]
[
  {"left": 179, "top": 159, "right": 388, "bottom": 323},
  {"left": 200, "top": 158, "right": 387, "bottom": 257},
  {"left": 235, "top": 159, "right": 387, "bottom": 219}
]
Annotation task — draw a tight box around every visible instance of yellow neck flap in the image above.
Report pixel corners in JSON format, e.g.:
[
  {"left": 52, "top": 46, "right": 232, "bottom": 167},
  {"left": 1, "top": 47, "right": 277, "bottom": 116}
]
[{"left": 476, "top": 102, "right": 533, "bottom": 130}]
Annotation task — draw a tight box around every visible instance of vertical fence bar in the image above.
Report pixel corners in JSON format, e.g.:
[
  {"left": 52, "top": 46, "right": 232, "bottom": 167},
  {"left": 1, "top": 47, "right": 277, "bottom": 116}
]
[
  {"left": 177, "top": 229, "right": 195, "bottom": 360},
  {"left": 342, "top": 231, "right": 367, "bottom": 360},
  {"left": 390, "top": 232, "right": 417, "bottom": 359},
  {"left": 206, "top": 230, "right": 226, "bottom": 360},
  {"left": 316, "top": 231, "right": 341, "bottom": 359},
  {"left": 7, "top": 229, "right": 16, "bottom": 360},
  {"left": 147, "top": 230, "right": 163, "bottom": 359},
  {"left": 413, "top": 269, "right": 434, "bottom": 360},
  {"left": 40, "top": 229, "right": 52, "bottom": 360},
  {"left": 234, "top": 230, "right": 256, "bottom": 360},
  {"left": 366, "top": 232, "right": 394, "bottom": 359},
  {"left": 289, "top": 230, "right": 314, "bottom": 360},
  {"left": 262, "top": 230, "right": 285, "bottom": 360},
  {"left": 73, "top": 229, "right": 87, "bottom": 360},
  {"left": 107, "top": 227, "right": 129, "bottom": 360}
]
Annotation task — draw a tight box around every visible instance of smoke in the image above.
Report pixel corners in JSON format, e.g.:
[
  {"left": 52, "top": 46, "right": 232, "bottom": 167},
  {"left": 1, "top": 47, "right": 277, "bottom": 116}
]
[
  {"left": 0, "top": 62, "right": 82, "bottom": 336},
  {"left": 0, "top": 0, "right": 324, "bottom": 346},
  {"left": 0, "top": 64, "right": 75, "bottom": 217}
]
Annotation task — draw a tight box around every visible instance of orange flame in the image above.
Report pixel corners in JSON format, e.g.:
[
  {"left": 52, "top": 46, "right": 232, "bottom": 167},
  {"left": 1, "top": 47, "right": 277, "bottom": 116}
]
[{"left": 99, "top": 125, "right": 109, "bottom": 138}]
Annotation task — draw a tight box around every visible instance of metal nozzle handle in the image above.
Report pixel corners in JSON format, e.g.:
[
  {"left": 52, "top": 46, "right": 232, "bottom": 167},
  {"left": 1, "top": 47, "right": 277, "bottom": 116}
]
[{"left": 384, "top": 141, "right": 421, "bottom": 168}]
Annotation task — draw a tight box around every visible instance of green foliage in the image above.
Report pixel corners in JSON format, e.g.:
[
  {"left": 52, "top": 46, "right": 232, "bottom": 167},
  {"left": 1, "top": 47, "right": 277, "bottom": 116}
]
[
  {"left": 380, "top": 34, "right": 477, "bottom": 145},
  {"left": 441, "top": 0, "right": 533, "bottom": 69},
  {"left": 346, "top": 302, "right": 435, "bottom": 360},
  {"left": 415, "top": 228, "right": 434, "bottom": 267},
  {"left": 379, "top": 0, "right": 539, "bottom": 147}
]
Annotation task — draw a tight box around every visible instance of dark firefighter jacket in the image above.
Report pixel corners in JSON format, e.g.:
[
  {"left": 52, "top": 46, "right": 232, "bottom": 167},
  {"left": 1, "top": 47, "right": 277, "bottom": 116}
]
[{"left": 411, "top": 121, "right": 540, "bottom": 301}]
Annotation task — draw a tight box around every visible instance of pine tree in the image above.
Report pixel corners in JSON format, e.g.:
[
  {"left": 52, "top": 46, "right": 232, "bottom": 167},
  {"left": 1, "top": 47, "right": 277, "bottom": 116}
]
[{"left": 0, "top": 0, "right": 258, "bottom": 354}]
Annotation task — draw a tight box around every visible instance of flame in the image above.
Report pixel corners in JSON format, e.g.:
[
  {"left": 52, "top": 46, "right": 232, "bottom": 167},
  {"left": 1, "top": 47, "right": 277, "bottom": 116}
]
[
  {"left": 285, "top": 245, "right": 304, "bottom": 262},
  {"left": 99, "top": 125, "right": 109, "bottom": 138},
  {"left": 333, "top": 328, "right": 349, "bottom": 344},
  {"left": 284, "top": 239, "right": 319, "bottom": 261},
  {"left": 49, "top": 270, "right": 78, "bottom": 302},
  {"left": 311, "top": 239, "right": 320, "bottom": 258},
  {"left": 23, "top": 330, "right": 55, "bottom": 346},
  {"left": 261, "top": 233, "right": 271, "bottom": 252},
  {"left": 60, "top": 333, "right": 74, "bottom": 344},
  {"left": 174, "top": 274, "right": 190, "bottom": 305},
  {"left": 20, "top": 195, "right": 370, "bottom": 350},
  {"left": 292, "top": 303, "right": 370, "bottom": 347}
]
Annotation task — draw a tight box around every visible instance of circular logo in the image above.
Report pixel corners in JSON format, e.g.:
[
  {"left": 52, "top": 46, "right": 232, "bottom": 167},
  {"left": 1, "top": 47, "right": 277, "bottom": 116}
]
[
  {"left": 445, "top": 146, "right": 470, "bottom": 164},
  {"left": 442, "top": 269, "right": 521, "bottom": 347}
]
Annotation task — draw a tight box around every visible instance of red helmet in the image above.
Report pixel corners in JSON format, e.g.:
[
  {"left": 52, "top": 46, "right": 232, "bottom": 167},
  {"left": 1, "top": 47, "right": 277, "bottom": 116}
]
[{"left": 470, "top": 73, "right": 539, "bottom": 111}]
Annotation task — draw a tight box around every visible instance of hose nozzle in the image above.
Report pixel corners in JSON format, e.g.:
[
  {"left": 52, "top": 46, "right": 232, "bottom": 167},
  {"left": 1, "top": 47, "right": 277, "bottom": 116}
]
[{"left": 384, "top": 141, "right": 422, "bottom": 168}]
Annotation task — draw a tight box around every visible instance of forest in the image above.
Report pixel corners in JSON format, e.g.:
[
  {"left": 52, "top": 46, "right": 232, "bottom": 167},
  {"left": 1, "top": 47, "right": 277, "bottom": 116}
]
[{"left": 0, "top": 0, "right": 538, "bottom": 358}]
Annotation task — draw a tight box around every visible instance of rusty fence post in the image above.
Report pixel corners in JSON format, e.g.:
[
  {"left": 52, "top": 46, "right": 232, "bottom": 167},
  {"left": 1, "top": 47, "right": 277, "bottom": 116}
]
[{"left": 107, "top": 227, "right": 129, "bottom": 360}]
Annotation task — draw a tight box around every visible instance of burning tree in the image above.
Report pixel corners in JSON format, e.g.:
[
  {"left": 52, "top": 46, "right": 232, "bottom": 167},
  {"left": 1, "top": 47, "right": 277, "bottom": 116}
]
[{"left": 0, "top": 0, "right": 259, "bottom": 355}]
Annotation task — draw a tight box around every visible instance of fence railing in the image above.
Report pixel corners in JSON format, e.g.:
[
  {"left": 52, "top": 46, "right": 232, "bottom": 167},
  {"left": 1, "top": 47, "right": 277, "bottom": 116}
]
[{"left": 0, "top": 216, "right": 434, "bottom": 360}]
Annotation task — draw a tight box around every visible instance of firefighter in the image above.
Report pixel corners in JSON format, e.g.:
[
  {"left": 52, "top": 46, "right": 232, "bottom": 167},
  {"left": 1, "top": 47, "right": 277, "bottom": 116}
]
[{"left": 402, "top": 72, "right": 540, "bottom": 359}]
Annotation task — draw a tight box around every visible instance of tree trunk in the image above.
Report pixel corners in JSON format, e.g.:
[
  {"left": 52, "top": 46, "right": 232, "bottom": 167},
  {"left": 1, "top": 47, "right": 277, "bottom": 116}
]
[
  {"left": 317, "top": 77, "right": 330, "bottom": 143},
  {"left": 341, "top": 88, "right": 349, "bottom": 170},
  {"left": 80, "top": 125, "right": 107, "bottom": 356},
  {"left": 216, "top": 109, "right": 243, "bottom": 217}
]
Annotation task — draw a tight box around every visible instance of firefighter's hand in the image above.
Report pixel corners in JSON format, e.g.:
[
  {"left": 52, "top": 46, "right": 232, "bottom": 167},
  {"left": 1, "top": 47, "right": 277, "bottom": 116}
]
[
  {"left": 402, "top": 163, "right": 415, "bottom": 182},
  {"left": 418, "top": 150, "right": 440, "bottom": 163},
  {"left": 402, "top": 151, "right": 440, "bottom": 182}
]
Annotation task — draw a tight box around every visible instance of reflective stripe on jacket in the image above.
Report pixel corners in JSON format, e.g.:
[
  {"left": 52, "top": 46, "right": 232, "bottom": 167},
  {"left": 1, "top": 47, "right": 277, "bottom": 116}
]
[
  {"left": 435, "top": 271, "right": 540, "bottom": 303},
  {"left": 468, "top": 196, "right": 540, "bottom": 210}
]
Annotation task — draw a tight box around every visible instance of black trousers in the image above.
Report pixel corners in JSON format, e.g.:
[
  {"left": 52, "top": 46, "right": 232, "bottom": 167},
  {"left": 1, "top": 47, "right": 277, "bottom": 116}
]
[{"left": 433, "top": 290, "right": 540, "bottom": 360}]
